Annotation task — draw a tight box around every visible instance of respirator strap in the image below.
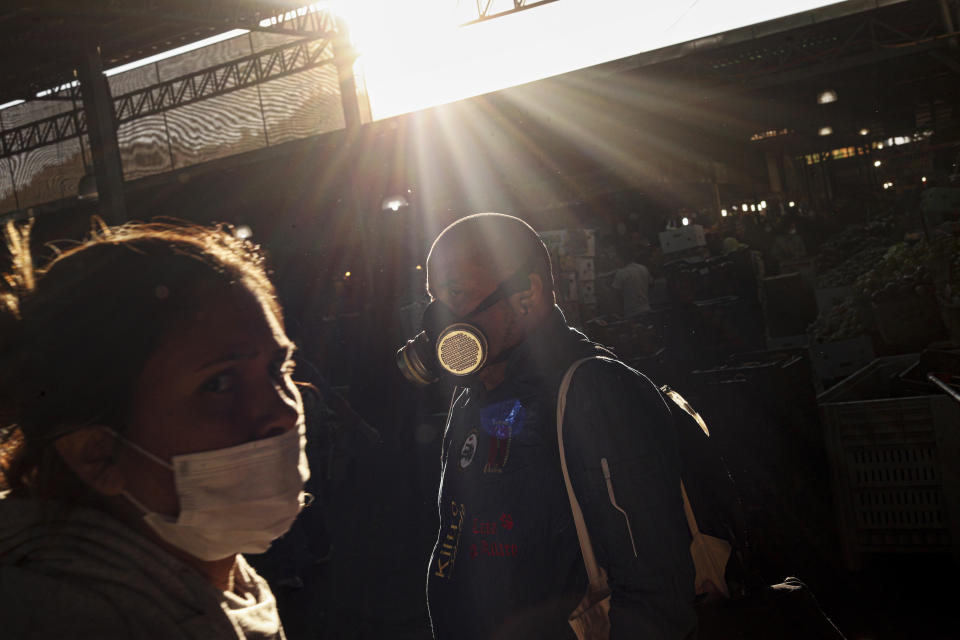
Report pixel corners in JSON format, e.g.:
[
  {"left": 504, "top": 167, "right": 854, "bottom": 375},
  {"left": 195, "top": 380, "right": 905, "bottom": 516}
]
[
  {"left": 486, "top": 341, "right": 519, "bottom": 368},
  {"left": 469, "top": 257, "right": 537, "bottom": 317}
]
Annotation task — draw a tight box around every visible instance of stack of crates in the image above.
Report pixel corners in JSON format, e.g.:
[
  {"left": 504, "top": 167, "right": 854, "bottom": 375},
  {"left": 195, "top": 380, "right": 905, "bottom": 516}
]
[
  {"left": 817, "top": 355, "right": 960, "bottom": 569},
  {"left": 690, "top": 349, "right": 835, "bottom": 579}
]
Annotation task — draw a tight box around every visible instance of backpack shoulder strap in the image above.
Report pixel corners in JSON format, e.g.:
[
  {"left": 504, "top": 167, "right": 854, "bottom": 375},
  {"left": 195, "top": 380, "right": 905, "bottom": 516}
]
[
  {"left": 557, "top": 356, "right": 606, "bottom": 590},
  {"left": 660, "top": 384, "right": 710, "bottom": 437}
]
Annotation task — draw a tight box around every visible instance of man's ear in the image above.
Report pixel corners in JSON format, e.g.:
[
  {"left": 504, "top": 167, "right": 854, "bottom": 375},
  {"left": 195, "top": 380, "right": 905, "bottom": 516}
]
[
  {"left": 516, "top": 273, "right": 546, "bottom": 314},
  {"left": 53, "top": 428, "right": 125, "bottom": 496}
]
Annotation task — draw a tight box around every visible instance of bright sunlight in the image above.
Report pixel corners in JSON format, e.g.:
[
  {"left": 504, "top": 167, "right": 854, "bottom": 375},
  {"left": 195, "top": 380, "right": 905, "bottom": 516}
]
[{"left": 330, "top": 0, "right": 846, "bottom": 120}]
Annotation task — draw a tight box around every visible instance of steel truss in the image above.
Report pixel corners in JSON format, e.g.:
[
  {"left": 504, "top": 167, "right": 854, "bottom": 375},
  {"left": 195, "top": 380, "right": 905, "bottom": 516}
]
[
  {"left": 464, "top": 0, "right": 560, "bottom": 25},
  {"left": 680, "top": 4, "right": 958, "bottom": 90},
  {"left": 0, "top": 37, "right": 333, "bottom": 160},
  {"left": 0, "top": 2, "right": 338, "bottom": 103},
  {"left": 640, "top": 2, "right": 960, "bottom": 91}
]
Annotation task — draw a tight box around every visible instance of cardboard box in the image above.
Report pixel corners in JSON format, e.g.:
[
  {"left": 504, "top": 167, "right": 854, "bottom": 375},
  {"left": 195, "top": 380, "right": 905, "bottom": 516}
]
[
  {"left": 576, "top": 257, "right": 595, "bottom": 281},
  {"left": 659, "top": 225, "right": 706, "bottom": 254},
  {"left": 539, "top": 228, "right": 596, "bottom": 257},
  {"left": 580, "top": 280, "right": 596, "bottom": 304}
]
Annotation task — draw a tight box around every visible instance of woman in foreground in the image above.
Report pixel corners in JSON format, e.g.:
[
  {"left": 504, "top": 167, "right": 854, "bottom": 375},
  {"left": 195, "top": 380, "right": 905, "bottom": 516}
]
[{"left": 0, "top": 220, "right": 309, "bottom": 639}]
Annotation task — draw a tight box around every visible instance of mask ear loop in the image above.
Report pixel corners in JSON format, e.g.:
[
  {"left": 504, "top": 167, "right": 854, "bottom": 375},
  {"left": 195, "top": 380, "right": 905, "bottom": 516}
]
[
  {"left": 121, "top": 488, "right": 157, "bottom": 516},
  {"left": 101, "top": 427, "right": 173, "bottom": 471},
  {"left": 96, "top": 429, "right": 174, "bottom": 518}
]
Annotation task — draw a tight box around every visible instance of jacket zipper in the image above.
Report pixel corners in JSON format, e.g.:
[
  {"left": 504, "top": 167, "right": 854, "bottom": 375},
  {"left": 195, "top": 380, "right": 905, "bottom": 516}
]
[{"left": 601, "top": 457, "right": 638, "bottom": 558}]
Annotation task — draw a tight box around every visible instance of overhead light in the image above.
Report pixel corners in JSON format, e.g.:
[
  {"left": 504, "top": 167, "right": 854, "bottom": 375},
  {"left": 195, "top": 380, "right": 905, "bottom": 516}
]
[
  {"left": 817, "top": 90, "right": 838, "bottom": 104},
  {"left": 103, "top": 30, "right": 250, "bottom": 77},
  {"left": 234, "top": 224, "right": 253, "bottom": 240},
  {"left": 759, "top": 200, "right": 767, "bottom": 209},
  {"left": 35, "top": 80, "right": 78, "bottom": 99},
  {"left": 873, "top": 160, "right": 882, "bottom": 167},
  {"left": 77, "top": 173, "right": 98, "bottom": 201},
  {"left": 721, "top": 209, "right": 728, "bottom": 217},
  {"left": 818, "top": 126, "right": 833, "bottom": 136},
  {"left": 0, "top": 99, "right": 25, "bottom": 111},
  {"left": 883, "top": 182, "right": 893, "bottom": 190},
  {"left": 344, "top": 271, "right": 352, "bottom": 278},
  {"left": 741, "top": 203, "right": 748, "bottom": 211},
  {"left": 788, "top": 201, "right": 796, "bottom": 207},
  {"left": 415, "top": 264, "right": 423, "bottom": 270},
  {"left": 922, "top": 176, "right": 927, "bottom": 183},
  {"left": 859, "top": 128, "right": 870, "bottom": 136},
  {"left": 681, "top": 217, "right": 690, "bottom": 226},
  {"left": 750, "top": 204, "right": 757, "bottom": 212},
  {"left": 381, "top": 195, "right": 410, "bottom": 212}
]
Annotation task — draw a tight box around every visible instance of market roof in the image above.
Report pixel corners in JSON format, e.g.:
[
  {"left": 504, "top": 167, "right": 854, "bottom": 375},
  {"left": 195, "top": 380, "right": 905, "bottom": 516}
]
[{"left": 0, "top": 1, "right": 335, "bottom": 105}]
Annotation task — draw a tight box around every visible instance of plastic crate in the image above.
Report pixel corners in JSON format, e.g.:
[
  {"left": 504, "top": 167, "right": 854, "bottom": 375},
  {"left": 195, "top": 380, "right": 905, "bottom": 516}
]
[
  {"left": 762, "top": 273, "right": 818, "bottom": 337},
  {"left": 766, "top": 333, "right": 810, "bottom": 350},
  {"left": 898, "top": 349, "right": 960, "bottom": 395},
  {"left": 940, "top": 298, "right": 960, "bottom": 345},
  {"left": 818, "top": 355, "right": 960, "bottom": 568},
  {"left": 810, "top": 335, "right": 875, "bottom": 386},
  {"left": 872, "top": 296, "right": 947, "bottom": 352},
  {"left": 692, "top": 348, "right": 821, "bottom": 446}
]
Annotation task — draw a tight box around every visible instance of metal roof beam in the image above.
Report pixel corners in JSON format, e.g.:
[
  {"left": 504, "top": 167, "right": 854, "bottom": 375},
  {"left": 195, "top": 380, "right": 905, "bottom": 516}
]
[
  {"left": 581, "top": 0, "right": 916, "bottom": 80},
  {"left": 636, "top": 8, "right": 948, "bottom": 93},
  {"left": 928, "top": 49, "right": 960, "bottom": 75},
  {"left": 0, "top": 35, "right": 334, "bottom": 159},
  {"left": 746, "top": 37, "right": 948, "bottom": 89},
  {"left": 462, "top": 0, "right": 560, "bottom": 26}
]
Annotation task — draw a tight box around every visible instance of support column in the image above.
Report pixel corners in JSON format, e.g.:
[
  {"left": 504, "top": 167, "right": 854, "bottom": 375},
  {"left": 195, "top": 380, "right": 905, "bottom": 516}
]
[
  {"left": 77, "top": 46, "right": 126, "bottom": 225},
  {"left": 765, "top": 151, "right": 783, "bottom": 193},
  {"left": 333, "top": 18, "right": 363, "bottom": 134},
  {"left": 939, "top": 0, "right": 957, "bottom": 48}
]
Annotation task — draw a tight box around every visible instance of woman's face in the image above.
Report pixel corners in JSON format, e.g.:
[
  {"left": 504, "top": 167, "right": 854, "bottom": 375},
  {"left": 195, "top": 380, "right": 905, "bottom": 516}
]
[{"left": 115, "top": 285, "right": 303, "bottom": 517}]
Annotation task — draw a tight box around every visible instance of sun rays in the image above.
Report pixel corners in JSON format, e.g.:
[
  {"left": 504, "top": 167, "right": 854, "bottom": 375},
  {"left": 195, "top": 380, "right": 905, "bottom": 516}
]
[{"left": 334, "top": 0, "right": 844, "bottom": 121}]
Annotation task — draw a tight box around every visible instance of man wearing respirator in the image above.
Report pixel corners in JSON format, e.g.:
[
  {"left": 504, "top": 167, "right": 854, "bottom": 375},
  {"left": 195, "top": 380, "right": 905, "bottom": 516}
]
[{"left": 397, "top": 213, "right": 695, "bottom": 639}]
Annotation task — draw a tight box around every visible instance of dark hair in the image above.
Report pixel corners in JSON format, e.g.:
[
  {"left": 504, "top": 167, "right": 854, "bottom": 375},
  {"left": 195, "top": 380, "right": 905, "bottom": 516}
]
[
  {"left": 614, "top": 243, "right": 635, "bottom": 265},
  {"left": 0, "top": 219, "right": 281, "bottom": 500},
  {"left": 426, "top": 213, "right": 555, "bottom": 294}
]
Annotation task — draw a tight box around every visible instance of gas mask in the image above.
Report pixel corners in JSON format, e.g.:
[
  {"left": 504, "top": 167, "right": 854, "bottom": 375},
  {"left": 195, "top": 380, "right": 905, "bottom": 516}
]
[{"left": 396, "top": 260, "right": 534, "bottom": 386}]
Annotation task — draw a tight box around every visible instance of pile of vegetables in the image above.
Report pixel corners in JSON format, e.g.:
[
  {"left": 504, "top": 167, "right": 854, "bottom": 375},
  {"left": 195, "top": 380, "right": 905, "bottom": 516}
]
[
  {"left": 928, "top": 235, "right": 960, "bottom": 307},
  {"left": 811, "top": 234, "right": 958, "bottom": 343},
  {"left": 854, "top": 241, "right": 936, "bottom": 304},
  {"left": 808, "top": 297, "right": 865, "bottom": 343},
  {"left": 815, "top": 245, "right": 889, "bottom": 288},
  {"left": 813, "top": 216, "right": 898, "bottom": 273}
]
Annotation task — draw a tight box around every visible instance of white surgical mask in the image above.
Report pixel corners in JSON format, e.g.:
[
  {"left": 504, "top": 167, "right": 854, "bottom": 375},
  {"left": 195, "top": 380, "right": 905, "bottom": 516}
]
[{"left": 115, "top": 425, "right": 310, "bottom": 561}]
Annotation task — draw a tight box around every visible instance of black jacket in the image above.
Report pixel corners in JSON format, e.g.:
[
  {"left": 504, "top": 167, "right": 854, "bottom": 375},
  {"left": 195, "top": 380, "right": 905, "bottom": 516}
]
[{"left": 427, "top": 306, "right": 696, "bottom": 639}]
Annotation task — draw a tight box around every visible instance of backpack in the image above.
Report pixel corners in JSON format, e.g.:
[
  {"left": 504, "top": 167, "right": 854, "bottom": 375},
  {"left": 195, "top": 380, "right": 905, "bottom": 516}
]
[
  {"left": 557, "top": 358, "right": 738, "bottom": 639},
  {"left": 558, "top": 358, "right": 845, "bottom": 640},
  {"left": 660, "top": 383, "right": 750, "bottom": 598}
]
